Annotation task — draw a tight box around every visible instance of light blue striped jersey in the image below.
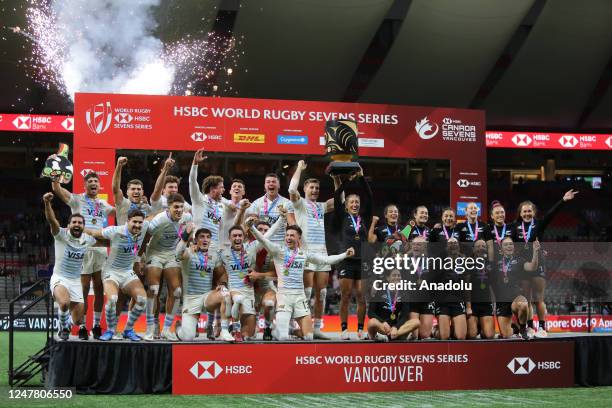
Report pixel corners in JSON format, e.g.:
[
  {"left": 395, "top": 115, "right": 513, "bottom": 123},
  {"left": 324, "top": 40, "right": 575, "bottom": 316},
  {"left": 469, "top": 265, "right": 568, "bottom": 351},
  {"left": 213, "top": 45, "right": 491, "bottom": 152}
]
[
  {"left": 52, "top": 228, "right": 97, "bottom": 279},
  {"left": 246, "top": 194, "right": 294, "bottom": 244},
  {"left": 102, "top": 222, "right": 149, "bottom": 273},
  {"left": 68, "top": 193, "right": 113, "bottom": 230},
  {"left": 148, "top": 211, "right": 193, "bottom": 252},
  {"left": 219, "top": 245, "right": 257, "bottom": 291},
  {"left": 181, "top": 249, "right": 222, "bottom": 295}
]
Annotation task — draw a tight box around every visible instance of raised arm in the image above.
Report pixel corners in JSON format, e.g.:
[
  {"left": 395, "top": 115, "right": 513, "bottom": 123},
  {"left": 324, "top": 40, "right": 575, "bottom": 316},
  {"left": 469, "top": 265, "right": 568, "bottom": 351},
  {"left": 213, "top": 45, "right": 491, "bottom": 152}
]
[
  {"left": 112, "top": 156, "right": 128, "bottom": 206},
  {"left": 325, "top": 174, "right": 342, "bottom": 212},
  {"left": 51, "top": 179, "right": 72, "bottom": 205},
  {"left": 332, "top": 178, "right": 349, "bottom": 231},
  {"left": 150, "top": 152, "right": 174, "bottom": 203},
  {"left": 175, "top": 223, "right": 194, "bottom": 261},
  {"left": 42, "top": 193, "right": 60, "bottom": 236},
  {"left": 523, "top": 240, "right": 541, "bottom": 272},
  {"left": 368, "top": 215, "right": 380, "bottom": 244},
  {"left": 248, "top": 221, "right": 281, "bottom": 256},
  {"left": 306, "top": 247, "right": 353, "bottom": 266},
  {"left": 358, "top": 171, "right": 373, "bottom": 220},
  {"left": 234, "top": 199, "right": 251, "bottom": 227},
  {"left": 289, "top": 160, "right": 306, "bottom": 202},
  {"left": 189, "top": 148, "right": 207, "bottom": 206},
  {"left": 535, "top": 189, "right": 578, "bottom": 239}
]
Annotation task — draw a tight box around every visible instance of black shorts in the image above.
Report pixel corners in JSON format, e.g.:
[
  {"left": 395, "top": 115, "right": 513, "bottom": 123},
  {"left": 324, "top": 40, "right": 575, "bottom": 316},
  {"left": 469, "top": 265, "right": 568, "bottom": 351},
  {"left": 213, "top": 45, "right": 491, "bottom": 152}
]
[
  {"left": 471, "top": 302, "right": 494, "bottom": 317},
  {"left": 409, "top": 301, "right": 436, "bottom": 315},
  {"left": 436, "top": 302, "right": 466, "bottom": 317},
  {"left": 496, "top": 302, "right": 513, "bottom": 317},
  {"left": 338, "top": 262, "right": 362, "bottom": 280}
]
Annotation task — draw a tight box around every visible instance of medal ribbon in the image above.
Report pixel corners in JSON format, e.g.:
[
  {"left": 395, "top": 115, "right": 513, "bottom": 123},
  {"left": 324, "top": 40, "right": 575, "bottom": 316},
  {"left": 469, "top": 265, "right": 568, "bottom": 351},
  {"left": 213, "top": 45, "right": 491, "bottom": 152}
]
[
  {"left": 263, "top": 195, "right": 279, "bottom": 216},
  {"left": 124, "top": 225, "right": 139, "bottom": 255},
  {"left": 386, "top": 223, "right": 398, "bottom": 237},
  {"left": 83, "top": 194, "right": 100, "bottom": 220},
  {"left": 494, "top": 223, "right": 507, "bottom": 245},
  {"left": 386, "top": 288, "right": 398, "bottom": 314},
  {"left": 197, "top": 251, "right": 208, "bottom": 271},
  {"left": 231, "top": 248, "right": 245, "bottom": 272},
  {"left": 350, "top": 215, "right": 361, "bottom": 234},
  {"left": 502, "top": 257, "right": 511, "bottom": 281},
  {"left": 467, "top": 220, "right": 479, "bottom": 241},
  {"left": 307, "top": 200, "right": 322, "bottom": 222},
  {"left": 284, "top": 247, "right": 298, "bottom": 272},
  {"left": 442, "top": 225, "right": 453, "bottom": 240},
  {"left": 414, "top": 226, "right": 427, "bottom": 238},
  {"left": 207, "top": 195, "right": 219, "bottom": 221},
  {"left": 167, "top": 211, "right": 184, "bottom": 244},
  {"left": 522, "top": 221, "right": 534, "bottom": 243}
]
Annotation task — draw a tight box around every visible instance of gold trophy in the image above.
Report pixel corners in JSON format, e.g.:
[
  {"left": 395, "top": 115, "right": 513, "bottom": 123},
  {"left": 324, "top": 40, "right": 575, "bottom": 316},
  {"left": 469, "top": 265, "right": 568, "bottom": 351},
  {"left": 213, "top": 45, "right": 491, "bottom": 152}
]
[{"left": 324, "top": 119, "right": 361, "bottom": 175}]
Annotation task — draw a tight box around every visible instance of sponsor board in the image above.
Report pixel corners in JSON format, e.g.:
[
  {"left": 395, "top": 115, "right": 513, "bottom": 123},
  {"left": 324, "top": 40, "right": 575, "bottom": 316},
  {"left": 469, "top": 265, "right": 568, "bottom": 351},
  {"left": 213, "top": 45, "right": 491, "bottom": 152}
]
[
  {"left": 0, "top": 314, "right": 59, "bottom": 331},
  {"left": 0, "top": 114, "right": 74, "bottom": 132},
  {"left": 172, "top": 342, "right": 573, "bottom": 394},
  {"left": 277, "top": 135, "right": 308, "bottom": 145},
  {"left": 233, "top": 133, "right": 265, "bottom": 144},
  {"left": 486, "top": 131, "right": 612, "bottom": 150}
]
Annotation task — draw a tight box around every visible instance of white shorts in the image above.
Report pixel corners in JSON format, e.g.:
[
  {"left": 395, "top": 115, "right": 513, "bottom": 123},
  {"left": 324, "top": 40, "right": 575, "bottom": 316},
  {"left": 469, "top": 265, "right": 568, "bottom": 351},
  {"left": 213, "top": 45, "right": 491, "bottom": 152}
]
[
  {"left": 182, "top": 292, "right": 212, "bottom": 316},
  {"left": 231, "top": 287, "right": 256, "bottom": 316},
  {"left": 82, "top": 247, "right": 107, "bottom": 275},
  {"left": 50, "top": 274, "right": 84, "bottom": 303},
  {"left": 276, "top": 290, "right": 310, "bottom": 319},
  {"left": 304, "top": 245, "right": 331, "bottom": 272},
  {"left": 146, "top": 249, "right": 181, "bottom": 269},
  {"left": 103, "top": 269, "right": 140, "bottom": 290}
]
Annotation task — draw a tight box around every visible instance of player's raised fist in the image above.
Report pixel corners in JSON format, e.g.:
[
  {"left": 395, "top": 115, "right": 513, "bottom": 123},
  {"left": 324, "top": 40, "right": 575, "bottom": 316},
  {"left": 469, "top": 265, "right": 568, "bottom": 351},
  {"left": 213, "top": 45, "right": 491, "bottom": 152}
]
[
  {"left": 163, "top": 152, "right": 175, "bottom": 169},
  {"left": 117, "top": 156, "right": 128, "bottom": 167},
  {"left": 43, "top": 192, "right": 54, "bottom": 202},
  {"left": 297, "top": 160, "right": 307, "bottom": 171},
  {"left": 193, "top": 148, "right": 207, "bottom": 165},
  {"left": 346, "top": 247, "right": 355, "bottom": 257}
]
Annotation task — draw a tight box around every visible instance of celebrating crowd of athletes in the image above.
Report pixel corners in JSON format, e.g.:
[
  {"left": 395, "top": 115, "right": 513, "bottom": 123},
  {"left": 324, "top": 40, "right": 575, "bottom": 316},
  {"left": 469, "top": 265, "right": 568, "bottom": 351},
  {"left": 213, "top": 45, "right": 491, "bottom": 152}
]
[{"left": 43, "top": 149, "right": 578, "bottom": 342}]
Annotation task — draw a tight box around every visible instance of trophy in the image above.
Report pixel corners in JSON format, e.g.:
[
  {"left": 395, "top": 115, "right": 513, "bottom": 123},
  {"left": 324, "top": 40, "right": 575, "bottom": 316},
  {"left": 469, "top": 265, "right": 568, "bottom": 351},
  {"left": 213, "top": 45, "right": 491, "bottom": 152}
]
[
  {"left": 324, "top": 119, "right": 361, "bottom": 175},
  {"left": 41, "top": 143, "right": 73, "bottom": 184}
]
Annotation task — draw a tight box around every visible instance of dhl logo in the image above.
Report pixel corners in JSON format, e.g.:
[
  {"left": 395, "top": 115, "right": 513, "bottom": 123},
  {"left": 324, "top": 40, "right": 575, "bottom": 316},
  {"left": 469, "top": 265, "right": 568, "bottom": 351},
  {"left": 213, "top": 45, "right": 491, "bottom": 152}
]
[{"left": 233, "top": 133, "right": 265, "bottom": 144}]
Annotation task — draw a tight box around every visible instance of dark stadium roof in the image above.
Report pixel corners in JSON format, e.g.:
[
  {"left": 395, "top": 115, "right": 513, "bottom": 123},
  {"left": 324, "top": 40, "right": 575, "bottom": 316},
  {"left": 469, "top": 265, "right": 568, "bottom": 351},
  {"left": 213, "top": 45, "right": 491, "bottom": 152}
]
[{"left": 2, "top": 0, "right": 612, "bottom": 132}]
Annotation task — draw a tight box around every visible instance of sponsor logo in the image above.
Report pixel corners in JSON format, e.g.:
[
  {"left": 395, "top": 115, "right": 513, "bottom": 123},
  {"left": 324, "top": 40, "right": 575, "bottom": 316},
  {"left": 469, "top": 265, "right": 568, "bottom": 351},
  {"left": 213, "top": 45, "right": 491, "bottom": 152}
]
[
  {"left": 456, "top": 179, "right": 482, "bottom": 188},
  {"left": 80, "top": 169, "right": 95, "bottom": 177},
  {"left": 559, "top": 135, "right": 578, "bottom": 148},
  {"left": 234, "top": 133, "right": 265, "bottom": 144},
  {"left": 507, "top": 357, "right": 536, "bottom": 375},
  {"left": 277, "top": 135, "right": 308, "bottom": 145},
  {"left": 114, "top": 113, "right": 133, "bottom": 124},
  {"left": 86, "top": 102, "right": 113, "bottom": 134},
  {"left": 512, "top": 133, "right": 532, "bottom": 147},
  {"left": 606, "top": 136, "right": 612, "bottom": 149},
  {"left": 358, "top": 138, "right": 385, "bottom": 148},
  {"left": 191, "top": 132, "right": 222, "bottom": 142},
  {"left": 12, "top": 116, "right": 31, "bottom": 130},
  {"left": 61, "top": 117, "right": 74, "bottom": 131},
  {"left": 189, "top": 361, "right": 223, "bottom": 380},
  {"left": 415, "top": 117, "right": 439, "bottom": 140}
]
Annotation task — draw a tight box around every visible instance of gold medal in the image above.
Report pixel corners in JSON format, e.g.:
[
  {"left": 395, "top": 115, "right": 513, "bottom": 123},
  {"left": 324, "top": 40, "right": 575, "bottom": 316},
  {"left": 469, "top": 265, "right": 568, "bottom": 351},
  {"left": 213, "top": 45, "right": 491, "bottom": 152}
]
[
  {"left": 354, "top": 235, "right": 360, "bottom": 241},
  {"left": 390, "top": 313, "right": 396, "bottom": 320},
  {"left": 213, "top": 219, "right": 219, "bottom": 224},
  {"left": 417, "top": 278, "right": 422, "bottom": 285},
  {"left": 239, "top": 272, "right": 245, "bottom": 279},
  {"left": 503, "top": 277, "right": 509, "bottom": 284},
  {"left": 200, "top": 270, "right": 207, "bottom": 277},
  {"left": 91, "top": 218, "right": 97, "bottom": 225},
  {"left": 283, "top": 269, "right": 289, "bottom": 276},
  {"left": 480, "top": 283, "right": 485, "bottom": 290}
]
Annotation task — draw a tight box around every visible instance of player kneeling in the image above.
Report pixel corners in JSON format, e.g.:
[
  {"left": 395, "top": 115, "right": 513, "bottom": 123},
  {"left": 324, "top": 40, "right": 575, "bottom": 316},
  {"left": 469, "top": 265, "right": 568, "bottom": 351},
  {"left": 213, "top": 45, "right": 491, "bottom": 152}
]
[
  {"left": 87, "top": 209, "right": 149, "bottom": 341},
  {"left": 367, "top": 269, "right": 419, "bottom": 341},
  {"left": 249, "top": 222, "right": 353, "bottom": 341},
  {"left": 175, "top": 225, "right": 234, "bottom": 342}
]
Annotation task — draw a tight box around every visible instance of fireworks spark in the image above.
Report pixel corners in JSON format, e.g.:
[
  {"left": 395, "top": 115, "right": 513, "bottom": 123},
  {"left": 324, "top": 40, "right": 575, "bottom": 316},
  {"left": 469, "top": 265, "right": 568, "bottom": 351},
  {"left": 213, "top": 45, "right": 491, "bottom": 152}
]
[{"left": 20, "top": 0, "right": 243, "bottom": 101}]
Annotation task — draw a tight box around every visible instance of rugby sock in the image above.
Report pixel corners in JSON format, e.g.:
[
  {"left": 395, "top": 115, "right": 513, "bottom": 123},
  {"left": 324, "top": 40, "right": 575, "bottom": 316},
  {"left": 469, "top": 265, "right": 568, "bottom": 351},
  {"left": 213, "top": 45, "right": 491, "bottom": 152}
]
[
  {"left": 221, "top": 319, "right": 229, "bottom": 331},
  {"left": 341, "top": 322, "right": 348, "bottom": 331},
  {"left": 125, "top": 297, "right": 145, "bottom": 331},
  {"left": 206, "top": 312, "right": 215, "bottom": 328},
  {"left": 105, "top": 297, "right": 118, "bottom": 332},
  {"left": 145, "top": 298, "right": 155, "bottom": 330},
  {"left": 304, "top": 286, "right": 312, "bottom": 300},
  {"left": 93, "top": 311, "right": 102, "bottom": 326},
  {"left": 164, "top": 303, "right": 180, "bottom": 330},
  {"left": 233, "top": 321, "right": 241, "bottom": 333},
  {"left": 539, "top": 320, "right": 546, "bottom": 330},
  {"left": 58, "top": 308, "right": 70, "bottom": 330},
  {"left": 527, "top": 319, "right": 534, "bottom": 329},
  {"left": 358, "top": 323, "right": 364, "bottom": 332},
  {"left": 313, "top": 318, "right": 322, "bottom": 331}
]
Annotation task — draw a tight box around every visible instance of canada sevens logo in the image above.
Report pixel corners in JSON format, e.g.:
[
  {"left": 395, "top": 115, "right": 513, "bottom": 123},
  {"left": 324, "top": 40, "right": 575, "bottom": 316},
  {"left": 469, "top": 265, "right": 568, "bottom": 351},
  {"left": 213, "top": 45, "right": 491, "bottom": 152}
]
[{"left": 86, "top": 102, "right": 113, "bottom": 134}]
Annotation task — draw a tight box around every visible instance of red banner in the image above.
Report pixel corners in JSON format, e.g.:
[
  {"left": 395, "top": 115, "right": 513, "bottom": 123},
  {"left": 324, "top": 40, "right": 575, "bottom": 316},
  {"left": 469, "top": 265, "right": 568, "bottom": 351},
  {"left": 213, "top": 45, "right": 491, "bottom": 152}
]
[
  {"left": 0, "top": 113, "right": 74, "bottom": 132},
  {"left": 172, "top": 341, "right": 573, "bottom": 394},
  {"left": 486, "top": 131, "right": 612, "bottom": 150}
]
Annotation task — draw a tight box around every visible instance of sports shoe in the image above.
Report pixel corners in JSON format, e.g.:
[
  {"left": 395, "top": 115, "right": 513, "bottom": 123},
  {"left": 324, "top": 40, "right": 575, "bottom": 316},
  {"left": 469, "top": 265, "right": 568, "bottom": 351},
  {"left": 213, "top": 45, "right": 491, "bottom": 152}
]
[
  {"left": 112, "top": 332, "right": 123, "bottom": 340},
  {"left": 144, "top": 325, "right": 156, "bottom": 341},
  {"left": 357, "top": 330, "right": 367, "bottom": 340},
  {"left": 99, "top": 330, "right": 114, "bottom": 341},
  {"left": 374, "top": 333, "right": 388, "bottom": 342},
  {"left": 78, "top": 325, "right": 89, "bottom": 340},
  {"left": 219, "top": 329, "right": 235, "bottom": 342},
  {"left": 526, "top": 327, "right": 535, "bottom": 339},
  {"left": 233, "top": 331, "right": 244, "bottom": 342},
  {"left": 519, "top": 328, "right": 529, "bottom": 340},
  {"left": 92, "top": 325, "right": 102, "bottom": 340},
  {"left": 313, "top": 329, "right": 331, "bottom": 340},
  {"left": 154, "top": 323, "right": 161, "bottom": 339},
  {"left": 263, "top": 327, "right": 273, "bottom": 341},
  {"left": 58, "top": 328, "right": 70, "bottom": 341},
  {"left": 123, "top": 329, "right": 142, "bottom": 342},
  {"left": 535, "top": 327, "right": 548, "bottom": 338},
  {"left": 206, "top": 324, "right": 215, "bottom": 341},
  {"left": 341, "top": 330, "right": 350, "bottom": 340},
  {"left": 161, "top": 328, "right": 178, "bottom": 342}
]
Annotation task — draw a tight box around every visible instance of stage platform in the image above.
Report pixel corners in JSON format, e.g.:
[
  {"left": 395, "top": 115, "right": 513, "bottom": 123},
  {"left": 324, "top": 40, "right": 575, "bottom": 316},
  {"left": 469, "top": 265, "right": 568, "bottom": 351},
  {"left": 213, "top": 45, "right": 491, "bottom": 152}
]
[{"left": 46, "top": 333, "right": 612, "bottom": 394}]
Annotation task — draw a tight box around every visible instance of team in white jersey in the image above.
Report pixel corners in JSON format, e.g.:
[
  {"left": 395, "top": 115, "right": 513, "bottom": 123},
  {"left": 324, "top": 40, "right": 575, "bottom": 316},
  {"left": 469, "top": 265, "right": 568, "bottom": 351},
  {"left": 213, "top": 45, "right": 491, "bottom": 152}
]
[
  {"left": 249, "top": 221, "right": 354, "bottom": 340},
  {"left": 150, "top": 152, "right": 192, "bottom": 214},
  {"left": 51, "top": 171, "right": 114, "bottom": 340},
  {"left": 44, "top": 193, "right": 97, "bottom": 340},
  {"left": 86, "top": 209, "right": 150, "bottom": 341},
  {"left": 289, "top": 160, "right": 340, "bottom": 339}
]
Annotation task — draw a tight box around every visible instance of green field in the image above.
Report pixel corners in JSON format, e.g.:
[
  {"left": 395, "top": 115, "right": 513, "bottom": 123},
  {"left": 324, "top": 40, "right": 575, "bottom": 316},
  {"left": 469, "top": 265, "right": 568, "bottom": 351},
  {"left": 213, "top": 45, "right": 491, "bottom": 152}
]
[{"left": 1, "top": 332, "right": 611, "bottom": 407}]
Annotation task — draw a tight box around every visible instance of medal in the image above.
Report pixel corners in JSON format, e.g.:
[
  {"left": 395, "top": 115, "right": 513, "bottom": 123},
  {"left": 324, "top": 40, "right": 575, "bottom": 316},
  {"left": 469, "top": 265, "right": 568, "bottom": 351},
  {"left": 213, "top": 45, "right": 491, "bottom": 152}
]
[
  {"left": 350, "top": 214, "right": 361, "bottom": 238},
  {"left": 480, "top": 283, "right": 485, "bottom": 290},
  {"left": 390, "top": 313, "right": 396, "bottom": 320},
  {"left": 307, "top": 200, "right": 322, "bottom": 226},
  {"left": 442, "top": 225, "right": 454, "bottom": 240},
  {"left": 283, "top": 269, "right": 289, "bottom": 276},
  {"left": 467, "top": 220, "right": 479, "bottom": 241},
  {"left": 414, "top": 226, "right": 427, "bottom": 238},
  {"left": 197, "top": 251, "right": 208, "bottom": 276},
  {"left": 494, "top": 223, "right": 507, "bottom": 246},
  {"left": 263, "top": 195, "right": 279, "bottom": 219},
  {"left": 354, "top": 235, "right": 360, "bottom": 241},
  {"left": 92, "top": 218, "right": 97, "bottom": 225},
  {"left": 522, "top": 220, "right": 534, "bottom": 244},
  {"left": 502, "top": 257, "right": 511, "bottom": 284},
  {"left": 84, "top": 194, "right": 101, "bottom": 225},
  {"left": 503, "top": 277, "right": 509, "bottom": 284},
  {"left": 239, "top": 272, "right": 245, "bottom": 279},
  {"left": 213, "top": 219, "right": 219, "bottom": 224},
  {"left": 231, "top": 248, "right": 246, "bottom": 281},
  {"left": 386, "top": 289, "right": 398, "bottom": 322}
]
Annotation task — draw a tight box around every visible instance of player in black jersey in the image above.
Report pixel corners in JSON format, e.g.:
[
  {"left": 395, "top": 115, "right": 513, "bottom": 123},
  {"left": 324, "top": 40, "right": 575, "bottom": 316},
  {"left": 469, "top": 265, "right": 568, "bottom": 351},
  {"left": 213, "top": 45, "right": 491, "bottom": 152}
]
[
  {"left": 487, "top": 201, "right": 512, "bottom": 262},
  {"left": 407, "top": 206, "right": 430, "bottom": 241},
  {"left": 407, "top": 237, "right": 437, "bottom": 339},
  {"left": 457, "top": 202, "right": 493, "bottom": 259},
  {"left": 367, "top": 269, "right": 419, "bottom": 341},
  {"left": 429, "top": 207, "right": 460, "bottom": 243},
  {"left": 494, "top": 237, "right": 540, "bottom": 339},
  {"left": 434, "top": 238, "right": 467, "bottom": 340},
  {"left": 331, "top": 168, "right": 373, "bottom": 340},
  {"left": 466, "top": 239, "right": 494, "bottom": 339},
  {"left": 511, "top": 189, "right": 577, "bottom": 338}
]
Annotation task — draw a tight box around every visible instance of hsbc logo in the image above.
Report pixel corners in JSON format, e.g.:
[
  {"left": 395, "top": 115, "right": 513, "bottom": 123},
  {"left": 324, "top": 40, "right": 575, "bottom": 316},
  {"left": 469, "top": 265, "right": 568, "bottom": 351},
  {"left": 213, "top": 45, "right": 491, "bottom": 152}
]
[
  {"left": 80, "top": 169, "right": 95, "bottom": 177},
  {"left": 507, "top": 357, "right": 535, "bottom": 375},
  {"left": 456, "top": 179, "right": 481, "bottom": 188},
  {"left": 191, "top": 132, "right": 222, "bottom": 142},
  {"left": 12, "top": 116, "right": 31, "bottom": 130},
  {"left": 512, "top": 134, "right": 532, "bottom": 146},
  {"left": 61, "top": 118, "right": 74, "bottom": 131},
  {"left": 189, "top": 361, "right": 223, "bottom": 380},
  {"left": 605, "top": 136, "right": 612, "bottom": 149},
  {"left": 86, "top": 102, "right": 113, "bottom": 134},
  {"left": 114, "top": 113, "right": 133, "bottom": 124},
  {"left": 559, "top": 135, "right": 578, "bottom": 148}
]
